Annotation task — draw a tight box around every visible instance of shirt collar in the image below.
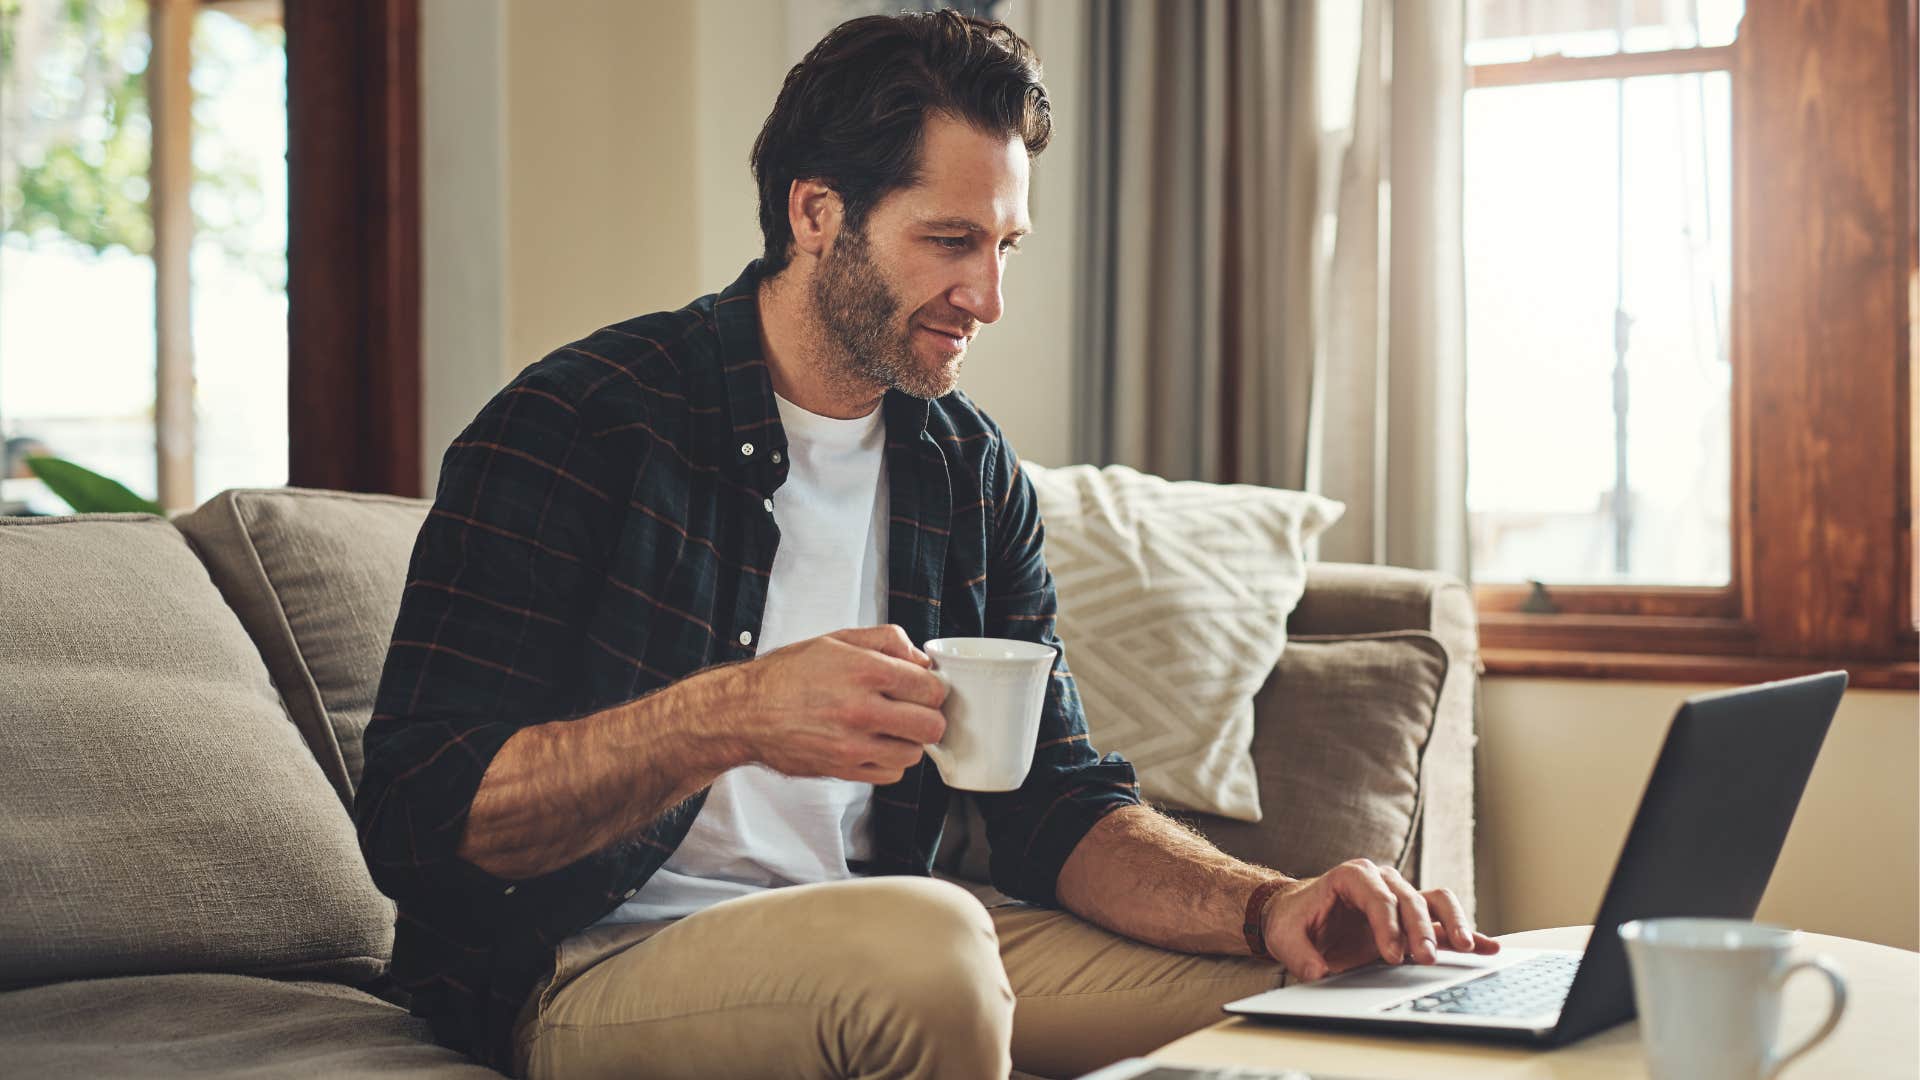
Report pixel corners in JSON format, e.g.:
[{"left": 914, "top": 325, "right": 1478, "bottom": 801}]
[
  {"left": 713, "top": 260, "right": 935, "bottom": 466},
  {"left": 714, "top": 261, "right": 784, "bottom": 463}
]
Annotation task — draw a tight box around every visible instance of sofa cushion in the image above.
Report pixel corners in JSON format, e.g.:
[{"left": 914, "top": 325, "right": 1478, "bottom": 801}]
[
  {"left": 1176, "top": 632, "right": 1449, "bottom": 879},
  {"left": 0, "top": 974, "right": 500, "bottom": 1077},
  {"left": 1022, "top": 463, "right": 1342, "bottom": 821},
  {"left": 174, "top": 488, "right": 431, "bottom": 802},
  {"left": 0, "top": 514, "right": 394, "bottom": 988}
]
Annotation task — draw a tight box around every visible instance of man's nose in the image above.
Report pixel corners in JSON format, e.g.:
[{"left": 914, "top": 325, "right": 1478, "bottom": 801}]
[{"left": 950, "top": 252, "right": 1005, "bottom": 327}]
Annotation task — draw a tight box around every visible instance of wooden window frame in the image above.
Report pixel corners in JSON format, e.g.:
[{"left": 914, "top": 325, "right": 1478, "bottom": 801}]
[
  {"left": 135, "top": 0, "right": 421, "bottom": 509},
  {"left": 285, "top": 0, "right": 422, "bottom": 498},
  {"left": 150, "top": 0, "right": 195, "bottom": 510},
  {"left": 1467, "top": 1, "right": 1918, "bottom": 691}
]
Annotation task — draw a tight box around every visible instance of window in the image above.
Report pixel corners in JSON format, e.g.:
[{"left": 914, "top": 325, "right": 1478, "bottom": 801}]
[
  {"left": 1, "top": 0, "right": 286, "bottom": 514},
  {"left": 1463, "top": 0, "right": 1916, "bottom": 688}
]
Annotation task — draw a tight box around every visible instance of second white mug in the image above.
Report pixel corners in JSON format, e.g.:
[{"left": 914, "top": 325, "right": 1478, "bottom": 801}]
[{"left": 1619, "top": 917, "right": 1847, "bottom": 1080}]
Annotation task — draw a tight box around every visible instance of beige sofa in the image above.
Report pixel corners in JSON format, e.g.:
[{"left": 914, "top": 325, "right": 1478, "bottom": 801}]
[{"left": 0, "top": 487, "right": 1478, "bottom": 1077}]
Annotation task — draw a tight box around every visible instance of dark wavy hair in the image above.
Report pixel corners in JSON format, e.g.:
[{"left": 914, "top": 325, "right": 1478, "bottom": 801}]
[{"left": 750, "top": 10, "right": 1051, "bottom": 274}]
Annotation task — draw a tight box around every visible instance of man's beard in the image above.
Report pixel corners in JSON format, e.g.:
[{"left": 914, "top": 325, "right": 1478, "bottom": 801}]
[{"left": 810, "top": 224, "right": 959, "bottom": 401}]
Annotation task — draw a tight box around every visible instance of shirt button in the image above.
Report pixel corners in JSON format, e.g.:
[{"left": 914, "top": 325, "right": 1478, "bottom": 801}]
[
  {"left": 740, "top": 442, "right": 754, "bottom": 457},
  {"left": 771, "top": 450, "right": 783, "bottom": 464},
  {"left": 623, "top": 888, "right": 638, "bottom": 900},
  {"left": 762, "top": 497, "right": 774, "bottom": 512},
  {"left": 739, "top": 630, "right": 754, "bottom": 646},
  {"left": 503, "top": 884, "right": 517, "bottom": 896}
]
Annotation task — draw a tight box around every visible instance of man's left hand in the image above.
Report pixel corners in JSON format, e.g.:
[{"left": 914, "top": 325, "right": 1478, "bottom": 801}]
[{"left": 1261, "top": 858, "right": 1500, "bottom": 981}]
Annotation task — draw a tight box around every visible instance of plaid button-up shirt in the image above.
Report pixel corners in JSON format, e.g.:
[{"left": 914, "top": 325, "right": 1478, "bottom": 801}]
[{"left": 354, "top": 261, "right": 1142, "bottom": 1070}]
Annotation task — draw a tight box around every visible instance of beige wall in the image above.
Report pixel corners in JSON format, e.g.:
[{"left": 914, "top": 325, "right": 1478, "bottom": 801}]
[
  {"left": 1477, "top": 679, "right": 1919, "bottom": 950},
  {"left": 420, "top": 0, "right": 507, "bottom": 492},
  {"left": 504, "top": 0, "right": 700, "bottom": 372},
  {"left": 693, "top": 2, "right": 787, "bottom": 289},
  {"left": 422, "top": 4, "right": 1920, "bottom": 953},
  {"left": 421, "top": 0, "right": 709, "bottom": 490}
]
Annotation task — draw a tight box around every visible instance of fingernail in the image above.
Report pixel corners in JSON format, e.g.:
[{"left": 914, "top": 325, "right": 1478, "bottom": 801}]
[
  {"left": 1423, "top": 937, "right": 1437, "bottom": 960},
  {"left": 1458, "top": 927, "right": 1475, "bottom": 948}
]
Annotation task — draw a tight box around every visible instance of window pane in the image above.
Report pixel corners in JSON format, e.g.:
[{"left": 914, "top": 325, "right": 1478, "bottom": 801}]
[
  {"left": 1465, "top": 72, "right": 1732, "bottom": 586},
  {"left": 191, "top": 4, "right": 286, "bottom": 500},
  {"left": 1, "top": 0, "right": 158, "bottom": 513},
  {"left": 0, "top": 0, "right": 285, "bottom": 515},
  {"left": 1467, "top": 0, "right": 1744, "bottom": 66}
]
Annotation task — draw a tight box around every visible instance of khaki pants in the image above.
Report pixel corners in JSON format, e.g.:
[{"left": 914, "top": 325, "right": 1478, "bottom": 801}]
[{"left": 511, "top": 877, "right": 1287, "bottom": 1080}]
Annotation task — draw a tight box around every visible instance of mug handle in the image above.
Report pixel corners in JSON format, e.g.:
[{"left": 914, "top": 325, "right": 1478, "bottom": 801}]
[{"left": 1762, "top": 955, "right": 1848, "bottom": 1080}]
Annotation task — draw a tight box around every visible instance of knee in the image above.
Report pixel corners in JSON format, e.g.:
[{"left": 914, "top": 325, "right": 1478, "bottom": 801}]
[
  {"left": 843, "top": 878, "right": 1009, "bottom": 1007},
  {"left": 844, "top": 878, "right": 998, "bottom": 966},
  {"left": 832, "top": 879, "right": 1013, "bottom": 1074}
]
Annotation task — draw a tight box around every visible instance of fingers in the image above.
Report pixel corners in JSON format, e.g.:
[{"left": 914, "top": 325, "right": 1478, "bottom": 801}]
[
  {"left": 870, "top": 656, "right": 949, "bottom": 710},
  {"left": 844, "top": 732, "right": 935, "bottom": 785},
  {"left": 860, "top": 699, "right": 946, "bottom": 747},
  {"left": 826, "top": 627, "right": 946, "bottom": 709},
  {"left": 830, "top": 624, "right": 930, "bottom": 666},
  {"left": 1273, "top": 933, "right": 1332, "bottom": 984},
  {"left": 864, "top": 732, "right": 927, "bottom": 770},
  {"left": 1264, "top": 883, "right": 1334, "bottom": 982},
  {"left": 1330, "top": 860, "right": 1405, "bottom": 965},
  {"left": 1381, "top": 867, "right": 1437, "bottom": 963},
  {"left": 1422, "top": 886, "right": 1476, "bottom": 953}
]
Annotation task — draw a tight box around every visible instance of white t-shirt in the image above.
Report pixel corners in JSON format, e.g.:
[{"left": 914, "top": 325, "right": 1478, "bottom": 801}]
[{"left": 598, "top": 392, "right": 888, "bottom": 924}]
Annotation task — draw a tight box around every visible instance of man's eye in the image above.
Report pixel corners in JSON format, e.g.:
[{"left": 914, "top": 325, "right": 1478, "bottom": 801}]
[{"left": 931, "top": 236, "right": 969, "bottom": 250}]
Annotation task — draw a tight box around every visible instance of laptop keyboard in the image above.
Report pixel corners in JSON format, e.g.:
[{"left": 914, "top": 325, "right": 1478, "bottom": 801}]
[{"left": 1383, "top": 953, "right": 1580, "bottom": 1018}]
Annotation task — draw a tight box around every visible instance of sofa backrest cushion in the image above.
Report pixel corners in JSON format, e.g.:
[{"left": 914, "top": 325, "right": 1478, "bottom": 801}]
[
  {"left": 0, "top": 514, "right": 395, "bottom": 987},
  {"left": 1183, "top": 631, "right": 1449, "bottom": 879},
  {"left": 174, "top": 488, "right": 430, "bottom": 803}
]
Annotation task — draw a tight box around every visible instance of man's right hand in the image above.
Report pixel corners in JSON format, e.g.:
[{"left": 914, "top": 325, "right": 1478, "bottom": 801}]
[{"left": 730, "top": 625, "right": 950, "bottom": 785}]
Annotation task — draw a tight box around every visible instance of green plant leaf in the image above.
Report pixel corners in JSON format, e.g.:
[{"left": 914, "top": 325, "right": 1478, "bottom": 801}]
[{"left": 24, "top": 456, "right": 164, "bottom": 515}]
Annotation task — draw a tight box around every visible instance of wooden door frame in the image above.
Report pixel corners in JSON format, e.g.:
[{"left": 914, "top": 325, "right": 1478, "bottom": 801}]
[{"left": 285, "top": 0, "right": 422, "bottom": 497}]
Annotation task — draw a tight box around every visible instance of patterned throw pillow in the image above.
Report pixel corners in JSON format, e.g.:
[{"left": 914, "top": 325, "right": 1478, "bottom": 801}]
[{"left": 1022, "top": 463, "right": 1343, "bottom": 821}]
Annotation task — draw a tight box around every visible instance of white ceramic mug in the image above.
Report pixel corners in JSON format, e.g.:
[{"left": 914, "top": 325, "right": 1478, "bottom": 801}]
[
  {"left": 1619, "top": 918, "right": 1847, "bottom": 1080},
  {"left": 921, "top": 637, "right": 1056, "bottom": 791}
]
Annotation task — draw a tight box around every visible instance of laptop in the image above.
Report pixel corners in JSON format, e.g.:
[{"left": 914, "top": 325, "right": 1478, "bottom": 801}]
[{"left": 1221, "top": 670, "right": 1847, "bottom": 1047}]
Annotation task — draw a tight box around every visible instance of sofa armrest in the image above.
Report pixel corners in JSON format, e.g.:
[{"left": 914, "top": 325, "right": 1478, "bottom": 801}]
[{"left": 1284, "top": 562, "right": 1480, "bottom": 921}]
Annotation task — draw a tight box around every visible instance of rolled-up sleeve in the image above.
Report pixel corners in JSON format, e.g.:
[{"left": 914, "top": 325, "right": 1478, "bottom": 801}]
[
  {"left": 971, "top": 431, "right": 1141, "bottom": 907},
  {"left": 353, "top": 366, "right": 626, "bottom": 910}
]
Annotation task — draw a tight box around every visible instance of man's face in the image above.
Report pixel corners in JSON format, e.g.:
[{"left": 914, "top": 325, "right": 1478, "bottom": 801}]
[{"left": 810, "top": 112, "right": 1031, "bottom": 400}]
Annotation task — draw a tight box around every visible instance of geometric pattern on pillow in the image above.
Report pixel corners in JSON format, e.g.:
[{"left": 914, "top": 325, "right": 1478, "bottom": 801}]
[{"left": 1023, "top": 463, "right": 1343, "bottom": 821}]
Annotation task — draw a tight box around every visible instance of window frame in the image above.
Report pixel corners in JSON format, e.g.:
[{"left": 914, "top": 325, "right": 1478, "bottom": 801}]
[
  {"left": 1465, "top": 1, "right": 1917, "bottom": 691},
  {"left": 27, "top": 0, "right": 410, "bottom": 511},
  {"left": 134, "top": 0, "right": 423, "bottom": 508}
]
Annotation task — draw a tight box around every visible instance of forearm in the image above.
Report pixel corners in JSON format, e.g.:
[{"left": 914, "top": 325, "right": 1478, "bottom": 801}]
[
  {"left": 1054, "top": 804, "right": 1290, "bottom": 955},
  {"left": 456, "top": 664, "right": 751, "bottom": 879}
]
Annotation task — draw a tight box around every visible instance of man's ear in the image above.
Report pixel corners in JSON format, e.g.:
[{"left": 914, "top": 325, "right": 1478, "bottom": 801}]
[{"left": 787, "top": 178, "right": 844, "bottom": 260}]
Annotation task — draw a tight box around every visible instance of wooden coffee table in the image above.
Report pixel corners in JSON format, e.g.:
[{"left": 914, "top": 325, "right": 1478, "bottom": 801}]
[{"left": 1149, "top": 927, "right": 1918, "bottom": 1079}]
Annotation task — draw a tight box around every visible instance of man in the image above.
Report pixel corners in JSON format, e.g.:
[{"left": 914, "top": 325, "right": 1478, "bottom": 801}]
[{"left": 357, "top": 12, "right": 1496, "bottom": 1078}]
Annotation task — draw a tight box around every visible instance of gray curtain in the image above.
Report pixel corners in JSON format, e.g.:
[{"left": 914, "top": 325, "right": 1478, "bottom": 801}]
[{"left": 1074, "top": 0, "right": 1468, "bottom": 578}]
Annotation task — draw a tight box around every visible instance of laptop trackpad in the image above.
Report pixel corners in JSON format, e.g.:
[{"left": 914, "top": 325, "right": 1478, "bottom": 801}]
[
  {"left": 1231, "top": 948, "right": 1528, "bottom": 1015},
  {"left": 1325, "top": 956, "right": 1505, "bottom": 991}
]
